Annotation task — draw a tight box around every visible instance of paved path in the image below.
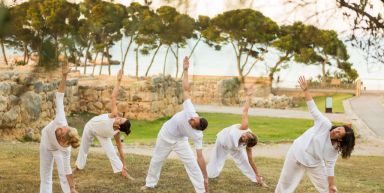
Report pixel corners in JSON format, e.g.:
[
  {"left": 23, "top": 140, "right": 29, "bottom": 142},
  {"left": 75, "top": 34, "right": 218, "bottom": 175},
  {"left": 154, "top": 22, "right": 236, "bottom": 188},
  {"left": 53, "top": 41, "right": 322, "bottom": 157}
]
[
  {"left": 195, "top": 105, "right": 350, "bottom": 123},
  {"left": 348, "top": 95, "right": 384, "bottom": 137},
  {"left": 86, "top": 142, "right": 384, "bottom": 160}
]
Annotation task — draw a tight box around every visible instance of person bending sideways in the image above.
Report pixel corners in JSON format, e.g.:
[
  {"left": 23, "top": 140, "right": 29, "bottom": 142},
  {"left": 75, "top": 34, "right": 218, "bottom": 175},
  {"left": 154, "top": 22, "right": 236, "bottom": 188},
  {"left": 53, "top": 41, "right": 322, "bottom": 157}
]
[
  {"left": 141, "top": 56, "right": 209, "bottom": 193},
  {"left": 40, "top": 64, "right": 80, "bottom": 193},
  {"left": 207, "top": 92, "right": 268, "bottom": 187},
  {"left": 74, "top": 70, "right": 134, "bottom": 180},
  {"left": 275, "top": 76, "right": 355, "bottom": 193}
]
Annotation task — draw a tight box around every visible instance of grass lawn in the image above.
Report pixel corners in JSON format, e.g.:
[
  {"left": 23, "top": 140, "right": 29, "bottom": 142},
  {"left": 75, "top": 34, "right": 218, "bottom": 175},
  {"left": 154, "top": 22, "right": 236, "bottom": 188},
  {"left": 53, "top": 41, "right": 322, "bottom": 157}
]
[
  {"left": 0, "top": 143, "right": 383, "bottom": 193},
  {"left": 298, "top": 93, "right": 353, "bottom": 113},
  {"left": 67, "top": 112, "right": 315, "bottom": 145}
]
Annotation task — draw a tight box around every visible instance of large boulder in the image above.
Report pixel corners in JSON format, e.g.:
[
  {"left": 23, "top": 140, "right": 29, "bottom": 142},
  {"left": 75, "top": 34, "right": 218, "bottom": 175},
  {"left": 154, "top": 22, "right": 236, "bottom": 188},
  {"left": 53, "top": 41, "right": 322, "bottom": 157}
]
[
  {"left": 218, "top": 78, "right": 240, "bottom": 105},
  {"left": 0, "top": 82, "right": 12, "bottom": 95},
  {"left": 2, "top": 106, "right": 20, "bottom": 127},
  {"left": 0, "top": 95, "right": 7, "bottom": 112},
  {"left": 20, "top": 91, "right": 42, "bottom": 122}
]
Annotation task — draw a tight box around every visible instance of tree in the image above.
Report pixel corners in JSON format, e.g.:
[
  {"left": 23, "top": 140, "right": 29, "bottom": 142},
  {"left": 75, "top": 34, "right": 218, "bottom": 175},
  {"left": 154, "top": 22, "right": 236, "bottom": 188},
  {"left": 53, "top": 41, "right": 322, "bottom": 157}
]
[
  {"left": 286, "top": 0, "right": 384, "bottom": 65},
  {"left": 154, "top": 6, "right": 195, "bottom": 78},
  {"left": 0, "top": 1, "right": 10, "bottom": 66},
  {"left": 203, "top": 9, "right": 279, "bottom": 84},
  {"left": 8, "top": 2, "right": 37, "bottom": 65},
  {"left": 335, "top": 61, "right": 358, "bottom": 83},
  {"left": 128, "top": 2, "right": 159, "bottom": 78},
  {"left": 87, "top": 1, "right": 125, "bottom": 75},
  {"left": 188, "top": 15, "right": 210, "bottom": 58},
  {"left": 26, "top": 0, "right": 80, "bottom": 67}
]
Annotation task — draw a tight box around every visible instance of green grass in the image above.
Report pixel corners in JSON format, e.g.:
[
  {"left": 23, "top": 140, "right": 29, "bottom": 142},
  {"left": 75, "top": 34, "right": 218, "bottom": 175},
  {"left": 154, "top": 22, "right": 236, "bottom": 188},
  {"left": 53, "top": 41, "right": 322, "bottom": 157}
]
[
  {"left": 298, "top": 93, "right": 353, "bottom": 113},
  {"left": 0, "top": 143, "right": 383, "bottom": 193},
  {"left": 68, "top": 112, "right": 320, "bottom": 145}
]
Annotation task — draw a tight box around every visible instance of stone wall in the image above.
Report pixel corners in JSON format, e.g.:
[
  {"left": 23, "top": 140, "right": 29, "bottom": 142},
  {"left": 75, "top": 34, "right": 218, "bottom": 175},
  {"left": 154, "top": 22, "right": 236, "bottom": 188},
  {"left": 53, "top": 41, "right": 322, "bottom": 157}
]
[
  {"left": 0, "top": 71, "right": 79, "bottom": 140},
  {"left": 0, "top": 71, "right": 276, "bottom": 140},
  {"left": 191, "top": 77, "right": 271, "bottom": 105},
  {"left": 77, "top": 75, "right": 183, "bottom": 121}
]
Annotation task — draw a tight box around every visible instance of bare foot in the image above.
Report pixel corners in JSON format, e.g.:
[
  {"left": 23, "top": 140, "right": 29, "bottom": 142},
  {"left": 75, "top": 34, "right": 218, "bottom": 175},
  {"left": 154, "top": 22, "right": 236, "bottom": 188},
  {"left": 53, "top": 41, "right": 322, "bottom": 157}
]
[{"left": 140, "top": 185, "right": 155, "bottom": 192}]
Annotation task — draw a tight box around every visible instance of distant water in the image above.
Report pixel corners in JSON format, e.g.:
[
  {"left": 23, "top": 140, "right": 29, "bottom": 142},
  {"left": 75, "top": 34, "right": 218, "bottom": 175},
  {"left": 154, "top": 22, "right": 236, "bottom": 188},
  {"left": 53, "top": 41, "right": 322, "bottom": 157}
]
[{"left": 3, "top": 38, "right": 384, "bottom": 90}]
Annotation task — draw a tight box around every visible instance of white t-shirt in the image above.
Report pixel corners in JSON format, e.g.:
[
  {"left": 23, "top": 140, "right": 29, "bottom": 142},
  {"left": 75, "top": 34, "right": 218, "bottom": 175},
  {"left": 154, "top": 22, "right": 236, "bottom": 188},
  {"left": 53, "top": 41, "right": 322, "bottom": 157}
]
[
  {"left": 40, "top": 92, "right": 72, "bottom": 175},
  {"left": 292, "top": 100, "right": 339, "bottom": 176},
  {"left": 159, "top": 99, "right": 203, "bottom": 149},
  {"left": 217, "top": 124, "right": 251, "bottom": 151},
  {"left": 86, "top": 114, "right": 118, "bottom": 138}
]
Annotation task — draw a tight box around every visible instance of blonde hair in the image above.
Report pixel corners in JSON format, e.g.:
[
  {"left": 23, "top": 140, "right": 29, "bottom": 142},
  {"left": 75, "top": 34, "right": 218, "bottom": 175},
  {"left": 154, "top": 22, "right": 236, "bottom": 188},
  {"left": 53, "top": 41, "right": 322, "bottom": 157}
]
[{"left": 64, "top": 127, "right": 81, "bottom": 148}]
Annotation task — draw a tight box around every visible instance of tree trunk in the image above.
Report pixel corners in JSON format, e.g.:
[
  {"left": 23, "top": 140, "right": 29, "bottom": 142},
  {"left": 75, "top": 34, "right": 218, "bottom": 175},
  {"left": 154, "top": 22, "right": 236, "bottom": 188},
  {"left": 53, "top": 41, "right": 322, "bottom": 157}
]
[
  {"left": 75, "top": 47, "right": 84, "bottom": 71},
  {"left": 23, "top": 42, "right": 28, "bottom": 64},
  {"left": 92, "top": 52, "right": 99, "bottom": 76},
  {"left": 0, "top": 39, "right": 8, "bottom": 66},
  {"left": 37, "top": 33, "right": 44, "bottom": 65},
  {"left": 175, "top": 46, "right": 179, "bottom": 78},
  {"left": 269, "top": 58, "right": 285, "bottom": 90},
  {"left": 54, "top": 36, "right": 59, "bottom": 65},
  {"left": 135, "top": 46, "right": 139, "bottom": 79},
  {"left": 236, "top": 54, "right": 244, "bottom": 84},
  {"left": 107, "top": 46, "right": 111, "bottom": 75},
  {"left": 99, "top": 50, "right": 104, "bottom": 76},
  {"left": 188, "top": 36, "right": 201, "bottom": 58},
  {"left": 321, "top": 62, "right": 326, "bottom": 88},
  {"left": 83, "top": 41, "right": 91, "bottom": 75},
  {"left": 163, "top": 46, "right": 170, "bottom": 75},
  {"left": 122, "top": 36, "right": 133, "bottom": 69},
  {"left": 145, "top": 44, "right": 162, "bottom": 76}
]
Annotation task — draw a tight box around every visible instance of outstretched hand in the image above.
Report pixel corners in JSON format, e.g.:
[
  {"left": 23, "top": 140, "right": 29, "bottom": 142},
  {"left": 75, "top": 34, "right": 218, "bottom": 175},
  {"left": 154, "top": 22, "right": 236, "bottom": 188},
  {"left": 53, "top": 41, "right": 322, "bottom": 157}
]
[
  {"left": 256, "top": 176, "right": 269, "bottom": 188},
  {"left": 122, "top": 168, "right": 135, "bottom": 181},
  {"left": 62, "top": 64, "right": 71, "bottom": 77},
  {"left": 117, "top": 69, "right": 123, "bottom": 82},
  {"left": 183, "top": 56, "right": 189, "bottom": 71},
  {"left": 298, "top": 76, "right": 309, "bottom": 92}
]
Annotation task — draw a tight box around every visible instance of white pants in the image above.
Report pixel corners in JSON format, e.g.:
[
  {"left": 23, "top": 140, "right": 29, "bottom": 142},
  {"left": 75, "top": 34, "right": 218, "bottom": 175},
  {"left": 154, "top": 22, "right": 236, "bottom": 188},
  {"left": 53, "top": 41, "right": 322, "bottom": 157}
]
[
  {"left": 207, "top": 140, "right": 257, "bottom": 182},
  {"left": 40, "top": 144, "right": 70, "bottom": 193},
  {"left": 275, "top": 147, "right": 329, "bottom": 193},
  {"left": 145, "top": 137, "right": 205, "bottom": 193},
  {"left": 75, "top": 126, "right": 123, "bottom": 173}
]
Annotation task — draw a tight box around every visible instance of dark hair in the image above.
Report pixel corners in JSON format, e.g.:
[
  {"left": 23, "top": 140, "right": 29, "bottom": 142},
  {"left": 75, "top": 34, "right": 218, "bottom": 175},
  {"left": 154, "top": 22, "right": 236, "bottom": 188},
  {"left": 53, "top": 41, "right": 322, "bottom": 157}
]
[
  {"left": 198, "top": 118, "right": 208, "bottom": 131},
  {"left": 246, "top": 133, "right": 258, "bottom": 148},
  {"left": 119, "top": 119, "right": 131, "bottom": 135},
  {"left": 330, "top": 125, "right": 355, "bottom": 159}
]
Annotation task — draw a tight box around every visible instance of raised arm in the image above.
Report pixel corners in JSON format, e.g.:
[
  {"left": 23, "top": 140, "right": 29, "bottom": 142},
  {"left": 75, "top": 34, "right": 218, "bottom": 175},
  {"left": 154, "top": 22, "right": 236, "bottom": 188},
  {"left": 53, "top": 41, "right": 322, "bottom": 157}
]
[
  {"left": 182, "top": 56, "right": 191, "bottom": 100},
  {"left": 298, "top": 76, "right": 328, "bottom": 123},
  {"left": 54, "top": 65, "right": 70, "bottom": 124},
  {"left": 58, "top": 64, "right": 71, "bottom": 93},
  {"left": 298, "top": 76, "right": 312, "bottom": 101},
  {"left": 240, "top": 94, "right": 251, "bottom": 130},
  {"left": 110, "top": 70, "right": 123, "bottom": 117}
]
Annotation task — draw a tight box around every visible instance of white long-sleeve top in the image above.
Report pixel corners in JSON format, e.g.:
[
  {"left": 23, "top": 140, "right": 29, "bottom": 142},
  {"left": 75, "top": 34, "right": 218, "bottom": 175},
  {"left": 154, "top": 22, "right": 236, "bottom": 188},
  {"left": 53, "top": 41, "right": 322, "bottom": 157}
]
[
  {"left": 159, "top": 99, "right": 203, "bottom": 149},
  {"left": 40, "top": 92, "right": 72, "bottom": 175},
  {"left": 292, "top": 100, "right": 338, "bottom": 176},
  {"left": 216, "top": 124, "right": 251, "bottom": 151},
  {"left": 86, "top": 113, "right": 117, "bottom": 138}
]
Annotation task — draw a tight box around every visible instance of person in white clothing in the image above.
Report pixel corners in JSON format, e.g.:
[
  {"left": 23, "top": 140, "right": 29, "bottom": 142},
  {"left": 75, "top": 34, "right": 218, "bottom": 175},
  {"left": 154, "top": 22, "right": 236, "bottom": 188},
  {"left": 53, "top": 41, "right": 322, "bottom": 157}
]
[
  {"left": 275, "top": 76, "right": 356, "bottom": 193},
  {"left": 74, "top": 70, "right": 134, "bottom": 179},
  {"left": 207, "top": 93, "right": 267, "bottom": 187},
  {"left": 40, "top": 64, "right": 81, "bottom": 193},
  {"left": 141, "top": 56, "right": 209, "bottom": 193}
]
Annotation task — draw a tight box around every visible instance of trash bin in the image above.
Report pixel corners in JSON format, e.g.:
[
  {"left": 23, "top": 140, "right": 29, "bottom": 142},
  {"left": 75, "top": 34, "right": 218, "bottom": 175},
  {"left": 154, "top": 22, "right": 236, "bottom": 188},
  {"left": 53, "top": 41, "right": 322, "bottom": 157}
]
[{"left": 325, "top": 96, "right": 332, "bottom": 113}]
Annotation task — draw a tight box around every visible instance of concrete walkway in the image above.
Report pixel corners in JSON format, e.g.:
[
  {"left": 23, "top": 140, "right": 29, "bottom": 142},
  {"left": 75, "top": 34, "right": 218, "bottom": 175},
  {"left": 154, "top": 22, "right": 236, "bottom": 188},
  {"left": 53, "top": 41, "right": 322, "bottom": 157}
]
[
  {"left": 348, "top": 95, "right": 384, "bottom": 138},
  {"left": 195, "top": 104, "right": 350, "bottom": 123}
]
